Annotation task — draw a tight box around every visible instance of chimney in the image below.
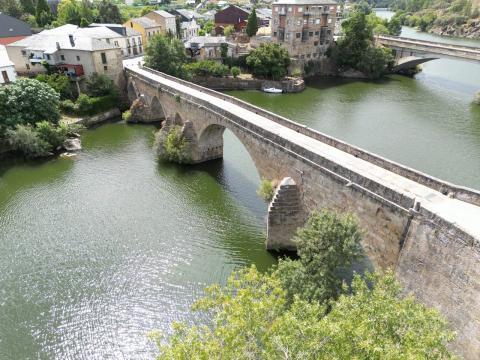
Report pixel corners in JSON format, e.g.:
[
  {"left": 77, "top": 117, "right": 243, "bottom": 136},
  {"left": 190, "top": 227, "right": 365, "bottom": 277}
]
[
  {"left": 56, "top": 42, "right": 60, "bottom": 50},
  {"left": 69, "top": 34, "right": 75, "bottom": 47}
]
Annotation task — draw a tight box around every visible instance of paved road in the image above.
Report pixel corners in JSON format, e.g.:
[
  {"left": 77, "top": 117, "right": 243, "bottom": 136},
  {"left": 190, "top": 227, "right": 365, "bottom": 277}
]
[{"left": 126, "top": 64, "right": 480, "bottom": 239}]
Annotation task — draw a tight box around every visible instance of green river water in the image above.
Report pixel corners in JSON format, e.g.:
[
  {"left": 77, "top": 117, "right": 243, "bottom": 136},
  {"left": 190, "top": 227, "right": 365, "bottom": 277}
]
[{"left": 1, "top": 13, "right": 480, "bottom": 358}]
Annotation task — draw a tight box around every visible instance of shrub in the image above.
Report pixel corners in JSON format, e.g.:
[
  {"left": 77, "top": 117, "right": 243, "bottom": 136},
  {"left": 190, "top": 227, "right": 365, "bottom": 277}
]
[
  {"left": 75, "top": 93, "right": 118, "bottom": 116},
  {"left": 156, "top": 125, "right": 191, "bottom": 164},
  {"left": 85, "top": 73, "right": 116, "bottom": 97},
  {"left": 144, "top": 34, "right": 188, "bottom": 78},
  {"left": 122, "top": 110, "right": 132, "bottom": 121},
  {"left": 5, "top": 125, "right": 51, "bottom": 158},
  {"left": 224, "top": 25, "right": 235, "bottom": 36},
  {"left": 257, "top": 179, "right": 275, "bottom": 202},
  {"left": 183, "top": 60, "right": 230, "bottom": 77},
  {"left": 35, "top": 120, "right": 69, "bottom": 149},
  {"left": 0, "top": 78, "right": 60, "bottom": 129},
  {"left": 60, "top": 99, "right": 76, "bottom": 114},
  {"left": 231, "top": 66, "right": 240, "bottom": 78}
]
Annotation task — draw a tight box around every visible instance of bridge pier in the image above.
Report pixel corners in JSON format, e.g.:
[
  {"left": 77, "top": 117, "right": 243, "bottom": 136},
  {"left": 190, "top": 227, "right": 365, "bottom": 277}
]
[{"left": 266, "top": 177, "right": 305, "bottom": 251}]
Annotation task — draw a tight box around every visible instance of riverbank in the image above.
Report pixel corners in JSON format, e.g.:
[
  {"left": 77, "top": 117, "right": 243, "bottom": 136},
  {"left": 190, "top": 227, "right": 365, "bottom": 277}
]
[
  {"left": 428, "top": 19, "right": 480, "bottom": 39},
  {"left": 191, "top": 75, "right": 305, "bottom": 93}
]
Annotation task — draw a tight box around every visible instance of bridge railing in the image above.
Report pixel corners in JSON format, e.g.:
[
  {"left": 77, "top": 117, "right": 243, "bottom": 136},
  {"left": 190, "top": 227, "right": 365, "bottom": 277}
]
[
  {"left": 378, "top": 35, "right": 480, "bottom": 53},
  {"left": 129, "top": 66, "right": 480, "bottom": 207}
]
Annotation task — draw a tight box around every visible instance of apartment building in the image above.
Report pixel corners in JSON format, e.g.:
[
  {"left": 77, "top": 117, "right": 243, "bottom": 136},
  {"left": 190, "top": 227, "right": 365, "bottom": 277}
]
[
  {"left": 124, "top": 17, "right": 163, "bottom": 46},
  {"left": 144, "top": 10, "right": 177, "bottom": 36},
  {"left": 271, "top": 0, "right": 337, "bottom": 60}
]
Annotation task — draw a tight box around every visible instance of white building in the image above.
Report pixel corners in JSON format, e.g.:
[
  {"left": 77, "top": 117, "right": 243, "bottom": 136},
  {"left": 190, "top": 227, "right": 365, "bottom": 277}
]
[
  {"left": 6, "top": 25, "right": 123, "bottom": 85},
  {"left": 181, "top": 17, "right": 200, "bottom": 40},
  {"left": 0, "top": 45, "right": 16, "bottom": 84},
  {"left": 87, "top": 24, "right": 143, "bottom": 57}
]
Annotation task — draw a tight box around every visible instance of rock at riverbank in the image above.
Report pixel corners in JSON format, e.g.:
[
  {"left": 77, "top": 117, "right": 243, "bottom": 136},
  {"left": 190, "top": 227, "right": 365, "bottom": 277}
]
[{"left": 63, "top": 138, "right": 82, "bottom": 151}]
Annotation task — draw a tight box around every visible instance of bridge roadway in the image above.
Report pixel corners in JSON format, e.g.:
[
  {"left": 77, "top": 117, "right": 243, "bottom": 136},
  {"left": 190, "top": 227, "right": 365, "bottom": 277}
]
[
  {"left": 378, "top": 35, "right": 480, "bottom": 62},
  {"left": 128, "top": 64, "right": 480, "bottom": 240}
]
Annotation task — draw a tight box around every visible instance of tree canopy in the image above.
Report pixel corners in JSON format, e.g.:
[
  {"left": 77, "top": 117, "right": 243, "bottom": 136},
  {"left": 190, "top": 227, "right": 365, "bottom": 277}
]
[
  {"left": 246, "top": 8, "right": 259, "bottom": 37},
  {"left": 0, "top": 78, "right": 60, "bottom": 131},
  {"left": 144, "top": 34, "right": 188, "bottom": 78},
  {"left": 246, "top": 43, "right": 290, "bottom": 80},
  {"left": 96, "top": 0, "right": 123, "bottom": 24}
]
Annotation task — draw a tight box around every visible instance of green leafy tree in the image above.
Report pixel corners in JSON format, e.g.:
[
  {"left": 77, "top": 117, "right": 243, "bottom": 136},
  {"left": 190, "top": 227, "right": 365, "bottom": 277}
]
[
  {"left": 246, "top": 43, "right": 291, "bottom": 80},
  {"left": 36, "top": 74, "right": 74, "bottom": 100},
  {"left": 387, "top": 16, "right": 402, "bottom": 35},
  {"left": 231, "top": 66, "right": 240, "bottom": 78},
  {"left": 276, "top": 210, "right": 363, "bottom": 305},
  {"left": 257, "top": 179, "right": 275, "bottom": 201},
  {"left": 156, "top": 125, "right": 191, "bottom": 163},
  {"left": 96, "top": 0, "right": 122, "bottom": 24},
  {"left": 0, "top": 0, "right": 23, "bottom": 18},
  {"left": 0, "top": 78, "right": 60, "bottom": 131},
  {"left": 144, "top": 34, "right": 188, "bottom": 78},
  {"left": 79, "top": 0, "right": 94, "bottom": 24},
  {"left": 202, "top": 20, "right": 214, "bottom": 35},
  {"left": 20, "top": 0, "right": 35, "bottom": 14},
  {"left": 56, "top": 0, "right": 81, "bottom": 25},
  {"left": 35, "top": 0, "right": 51, "bottom": 26},
  {"left": 150, "top": 266, "right": 455, "bottom": 359},
  {"left": 246, "top": 8, "right": 259, "bottom": 37},
  {"left": 5, "top": 125, "right": 51, "bottom": 158}
]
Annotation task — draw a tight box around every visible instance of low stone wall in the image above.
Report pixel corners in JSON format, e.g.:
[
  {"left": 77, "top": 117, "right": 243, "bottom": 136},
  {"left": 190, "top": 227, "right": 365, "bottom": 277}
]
[
  {"left": 66, "top": 108, "right": 121, "bottom": 128},
  {"left": 191, "top": 76, "right": 305, "bottom": 93}
]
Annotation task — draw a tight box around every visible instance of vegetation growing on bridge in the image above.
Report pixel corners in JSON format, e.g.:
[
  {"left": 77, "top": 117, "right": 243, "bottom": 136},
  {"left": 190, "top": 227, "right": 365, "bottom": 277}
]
[
  {"left": 150, "top": 210, "right": 455, "bottom": 358},
  {"left": 155, "top": 125, "right": 191, "bottom": 164},
  {"left": 257, "top": 179, "right": 276, "bottom": 202}
]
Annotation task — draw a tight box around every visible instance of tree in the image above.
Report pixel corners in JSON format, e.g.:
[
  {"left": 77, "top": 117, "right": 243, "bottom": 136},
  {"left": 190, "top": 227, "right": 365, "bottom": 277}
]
[
  {"left": 0, "top": 0, "right": 23, "bottom": 18},
  {"left": 246, "top": 43, "right": 290, "bottom": 80},
  {"left": 245, "top": 8, "right": 259, "bottom": 37},
  {"left": 85, "top": 73, "right": 116, "bottom": 97},
  {"left": 79, "top": 0, "right": 94, "bottom": 24},
  {"left": 56, "top": 0, "right": 81, "bottom": 25},
  {"left": 0, "top": 78, "right": 60, "bottom": 131},
  {"left": 387, "top": 16, "right": 402, "bottom": 35},
  {"left": 144, "top": 34, "right": 188, "bottom": 78},
  {"left": 276, "top": 210, "right": 363, "bottom": 305},
  {"left": 36, "top": 74, "right": 74, "bottom": 100},
  {"left": 36, "top": 0, "right": 52, "bottom": 26},
  {"left": 96, "top": 0, "right": 123, "bottom": 24},
  {"left": 150, "top": 266, "right": 455, "bottom": 359},
  {"left": 332, "top": 11, "right": 393, "bottom": 79},
  {"left": 20, "top": 0, "right": 35, "bottom": 14}
]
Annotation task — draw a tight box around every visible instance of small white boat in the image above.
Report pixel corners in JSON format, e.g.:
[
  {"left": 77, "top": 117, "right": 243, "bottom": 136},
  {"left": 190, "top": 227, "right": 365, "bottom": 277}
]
[{"left": 262, "top": 87, "right": 283, "bottom": 93}]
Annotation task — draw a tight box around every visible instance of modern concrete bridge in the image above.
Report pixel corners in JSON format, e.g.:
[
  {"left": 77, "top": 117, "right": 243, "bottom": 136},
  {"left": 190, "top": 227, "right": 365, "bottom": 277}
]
[
  {"left": 377, "top": 35, "right": 480, "bottom": 71},
  {"left": 124, "top": 64, "right": 480, "bottom": 359}
]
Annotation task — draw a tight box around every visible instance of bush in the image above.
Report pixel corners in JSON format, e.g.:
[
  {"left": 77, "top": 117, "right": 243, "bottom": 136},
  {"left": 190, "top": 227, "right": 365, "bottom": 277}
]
[
  {"left": 144, "top": 34, "right": 188, "bottom": 78},
  {"left": 357, "top": 47, "right": 394, "bottom": 79},
  {"left": 156, "top": 125, "right": 191, "bottom": 164},
  {"left": 35, "top": 120, "right": 69, "bottom": 149},
  {"left": 183, "top": 60, "right": 229, "bottom": 77},
  {"left": 85, "top": 73, "right": 116, "bottom": 97},
  {"left": 257, "top": 179, "right": 275, "bottom": 202},
  {"left": 246, "top": 43, "right": 291, "bottom": 80},
  {"left": 5, "top": 125, "right": 51, "bottom": 158},
  {"left": 224, "top": 25, "right": 235, "bottom": 36},
  {"left": 60, "top": 99, "right": 76, "bottom": 114},
  {"left": 36, "top": 73, "right": 74, "bottom": 100},
  {"left": 231, "top": 66, "right": 240, "bottom": 78},
  {"left": 75, "top": 93, "right": 118, "bottom": 116},
  {"left": 122, "top": 110, "right": 132, "bottom": 121},
  {"left": 0, "top": 78, "right": 60, "bottom": 130}
]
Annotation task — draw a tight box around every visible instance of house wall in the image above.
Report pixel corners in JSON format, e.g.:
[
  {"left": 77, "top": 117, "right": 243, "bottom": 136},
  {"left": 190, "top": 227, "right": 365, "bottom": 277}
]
[
  {"left": 144, "top": 13, "right": 177, "bottom": 35},
  {"left": 0, "top": 65, "right": 16, "bottom": 83},
  {"left": 124, "top": 20, "right": 160, "bottom": 47}
]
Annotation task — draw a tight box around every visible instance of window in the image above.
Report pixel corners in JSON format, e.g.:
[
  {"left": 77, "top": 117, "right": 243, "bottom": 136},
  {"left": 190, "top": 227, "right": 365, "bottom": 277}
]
[
  {"left": 101, "top": 52, "right": 107, "bottom": 64},
  {"left": 296, "top": 33, "right": 301, "bottom": 38},
  {"left": 300, "top": 54, "right": 305, "bottom": 59},
  {"left": 315, "top": 31, "right": 319, "bottom": 35},
  {"left": 21, "top": 50, "right": 26, "bottom": 56},
  {"left": 307, "top": 54, "right": 311, "bottom": 58},
  {"left": 315, "top": 18, "right": 320, "bottom": 24},
  {"left": 314, "top": 41, "right": 318, "bottom": 46},
  {"left": 286, "top": 32, "right": 291, "bottom": 39},
  {"left": 298, "top": 6, "right": 303, "bottom": 12},
  {"left": 114, "top": 41, "right": 119, "bottom": 46},
  {"left": 288, "top": 6, "right": 292, "bottom": 12},
  {"left": 303, "top": 19, "right": 307, "bottom": 25},
  {"left": 287, "top": 19, "right": 291, "bottom": 25},
  {"left": 309, "top": 31, "right": 313, "bottom": 36},
  {"left": 273, "top": 31, "right": 277, "bottom": 36},
  {"left": 60, "top": 55, "right": 65, "bottom": 61},
  {"left": 26, "top": 63, "right": 30, "bottom": 69},
  {"left": 128, "top": 48, "right": 131, "bottom": 55},
  {"left": 328, "top": 19, "right": 332, "bottom": 24},
  {"left": 76, "top": 55, "right": 80, "bottom": 61},
  {"left": 46, "top": 54, "right": 51, "bottom": 60},
  {"left": 310, "top": 18, "right": 314, "bottom": 24},
  {"left": 106, "top": 38, "right": 110, "bottom": 44},
  {"left": 274, "top": 6, "right": 278, "bottom": 11},
  {"left": 296, "top": 20, "right": 301, "bottom": 26},
  {"left": 274, "top": 19, "right": 278, "bottom": 25},
  {"left": 130, "top": 22, "right": 133, "bottom": 27},
  {"left": 104, "top": 65, "right": 108, "bottom": 71}
]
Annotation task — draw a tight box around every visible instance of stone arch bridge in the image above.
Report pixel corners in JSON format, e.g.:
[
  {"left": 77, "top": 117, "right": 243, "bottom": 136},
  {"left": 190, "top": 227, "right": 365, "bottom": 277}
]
[
  {"left": 125, "top": 64, "right": 480, "bottom": 358},
  {"left": 377, "top": 35, "right": 480, "bottom": 71}
]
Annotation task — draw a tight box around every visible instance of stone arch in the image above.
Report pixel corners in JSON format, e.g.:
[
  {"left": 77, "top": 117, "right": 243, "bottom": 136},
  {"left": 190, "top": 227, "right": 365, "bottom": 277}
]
[
  {"left": 127, "top": 79, "right": 139, "bottom": 102},
  {"left": 150, "top": 96, "right": 166, "bottom": 122}
]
